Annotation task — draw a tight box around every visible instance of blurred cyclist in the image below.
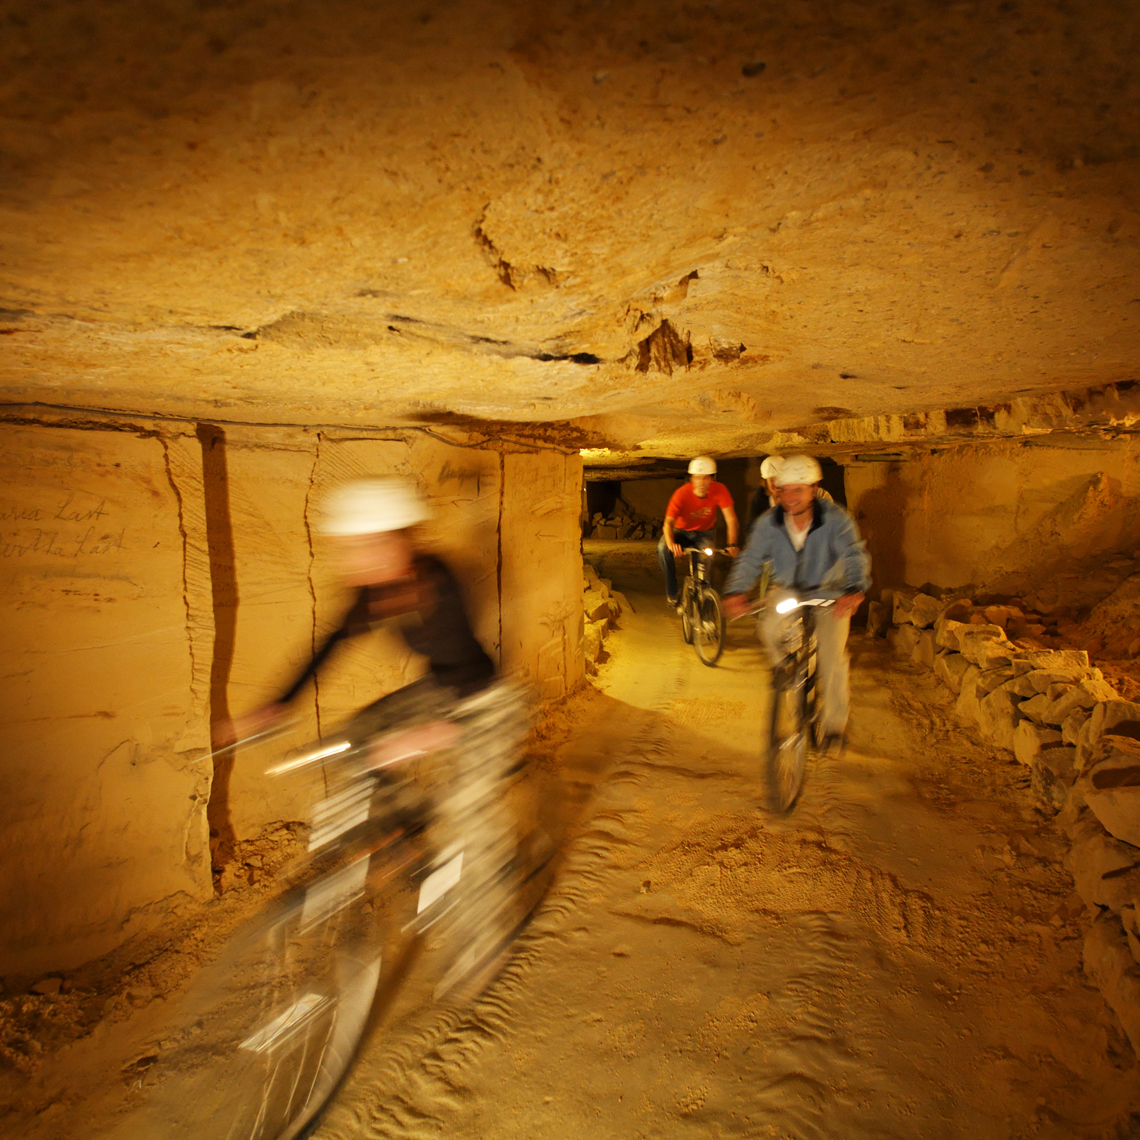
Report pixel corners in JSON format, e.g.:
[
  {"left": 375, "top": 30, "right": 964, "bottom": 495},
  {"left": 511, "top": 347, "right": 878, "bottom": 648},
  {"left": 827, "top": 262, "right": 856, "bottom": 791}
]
[
  {"left": 657, "top": 456, "right": 740, "bottom": 610},
  {"left": 224, "top": 477, "right": 527, "bottom": 994},
  {"left": 724, "top": 455, "right": 870, "bottom": 752}
]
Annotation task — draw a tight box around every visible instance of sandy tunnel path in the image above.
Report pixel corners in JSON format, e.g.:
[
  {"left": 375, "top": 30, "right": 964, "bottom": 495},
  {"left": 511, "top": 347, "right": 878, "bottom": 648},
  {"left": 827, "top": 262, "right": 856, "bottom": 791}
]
[{"left": 316, "top": 543, "right": 1140, "bottom": 1140}]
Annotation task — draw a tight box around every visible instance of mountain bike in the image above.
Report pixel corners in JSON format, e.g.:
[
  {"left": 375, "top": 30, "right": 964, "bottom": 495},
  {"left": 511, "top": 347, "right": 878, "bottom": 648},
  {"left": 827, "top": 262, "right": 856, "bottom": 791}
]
[
  {"left": 765, "top": 593, "right": 835, "bottom": 813},
  {"left": 679, "top": 546, "right": 727, "bottom": 666},
  {"left": 109, "top": 692, "right": 552, "bottom": 1140}
]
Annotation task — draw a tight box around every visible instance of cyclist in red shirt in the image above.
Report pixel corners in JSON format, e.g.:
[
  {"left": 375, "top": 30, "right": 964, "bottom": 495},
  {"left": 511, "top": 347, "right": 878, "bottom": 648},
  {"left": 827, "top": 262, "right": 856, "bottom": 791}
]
[{"left": 657, "top": 456, "right": 740, "bottom": 609}]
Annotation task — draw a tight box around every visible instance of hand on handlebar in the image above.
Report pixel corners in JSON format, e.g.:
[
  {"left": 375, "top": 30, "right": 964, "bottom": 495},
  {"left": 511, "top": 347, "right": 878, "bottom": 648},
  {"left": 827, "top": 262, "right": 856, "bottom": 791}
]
[
  {"left": 366, "top": 720, "right": 463, "bottom": 769},
  {"left": 214, "top": 703, "right": 289, "bottom": 748},
  {"left": 723, "top": 593, "right": 750, "bottom": 620},
  {"left": 832, "top": 591, "right": 865, "bottom": 620},
  {"left": 667, "top": 537, "right": 682, "bottom": 556}
]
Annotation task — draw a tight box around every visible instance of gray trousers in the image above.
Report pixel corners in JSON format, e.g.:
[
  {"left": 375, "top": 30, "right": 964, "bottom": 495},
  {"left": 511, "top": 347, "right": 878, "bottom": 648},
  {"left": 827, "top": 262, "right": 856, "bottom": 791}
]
[{"left": 761, "top": 604, "right": 851, "bottom": 736}]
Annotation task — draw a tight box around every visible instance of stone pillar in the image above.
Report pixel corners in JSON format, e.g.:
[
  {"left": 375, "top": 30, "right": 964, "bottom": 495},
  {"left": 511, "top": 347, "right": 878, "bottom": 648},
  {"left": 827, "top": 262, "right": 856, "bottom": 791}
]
[{"left": 500, "top": 450, "right": 585, "bottom": 700}]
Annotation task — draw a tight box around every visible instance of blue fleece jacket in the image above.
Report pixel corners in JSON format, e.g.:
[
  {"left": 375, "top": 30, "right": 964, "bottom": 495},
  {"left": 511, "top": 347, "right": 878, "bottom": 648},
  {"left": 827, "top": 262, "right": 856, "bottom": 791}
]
[{"left": 724, "top": 498, "right": 872, "bottom": 598}]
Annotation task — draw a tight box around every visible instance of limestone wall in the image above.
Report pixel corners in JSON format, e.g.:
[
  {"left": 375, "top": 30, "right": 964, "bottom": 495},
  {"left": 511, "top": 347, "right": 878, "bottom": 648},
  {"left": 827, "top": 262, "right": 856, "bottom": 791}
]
[
  {"left": 845, "top": 438, "right": 1140, "bottom": 598},
  {"left": 0, "top": 422, "right": 213, "bottom": 976},
  {"left": 0, "top": 417, "right": 584, "bottom": 976},
  {"left": 620, "top": 478, "right": 684, "bottom": 523}
]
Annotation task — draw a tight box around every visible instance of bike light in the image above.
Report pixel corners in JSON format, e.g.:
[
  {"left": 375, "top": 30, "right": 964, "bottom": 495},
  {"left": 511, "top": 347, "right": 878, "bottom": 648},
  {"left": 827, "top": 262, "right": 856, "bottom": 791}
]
[
  {"left": 775, "top": 598, "right": 799, "bottom": 614},
  {"left": 703, "top": 547, "right": 714, "bottom": 555}
]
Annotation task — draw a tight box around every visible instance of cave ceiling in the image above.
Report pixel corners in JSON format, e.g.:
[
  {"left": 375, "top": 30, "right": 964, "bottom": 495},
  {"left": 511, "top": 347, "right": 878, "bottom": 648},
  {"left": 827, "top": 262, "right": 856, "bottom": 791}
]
[{"left": 2, "top": 0, "right": 1140, "bottom": 460}]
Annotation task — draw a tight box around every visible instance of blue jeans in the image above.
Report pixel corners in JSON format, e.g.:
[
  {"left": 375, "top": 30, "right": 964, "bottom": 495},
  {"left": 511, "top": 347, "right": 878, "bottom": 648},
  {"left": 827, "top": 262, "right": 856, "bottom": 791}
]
[{"left": 656, "top": 529, "right": 715, "bottom": 602}]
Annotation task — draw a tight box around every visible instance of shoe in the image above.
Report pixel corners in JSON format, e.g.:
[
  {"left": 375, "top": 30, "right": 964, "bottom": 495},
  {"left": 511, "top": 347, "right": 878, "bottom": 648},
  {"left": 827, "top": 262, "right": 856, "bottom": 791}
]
[{"left": 667, "top": 596, "right": 680, "bottom": 610}]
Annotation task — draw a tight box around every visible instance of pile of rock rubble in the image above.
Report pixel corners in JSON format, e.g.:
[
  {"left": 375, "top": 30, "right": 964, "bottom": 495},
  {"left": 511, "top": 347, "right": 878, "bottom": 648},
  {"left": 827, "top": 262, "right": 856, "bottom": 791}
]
[
  {"left": 584, "top": 498, "right": 661, "bottom": 541},
  {"left": 582, "top": 563, "right": 630, "bottom": 674},
  {"left": 878, "top": 587, "right": 1140, "bottom": 1049}
]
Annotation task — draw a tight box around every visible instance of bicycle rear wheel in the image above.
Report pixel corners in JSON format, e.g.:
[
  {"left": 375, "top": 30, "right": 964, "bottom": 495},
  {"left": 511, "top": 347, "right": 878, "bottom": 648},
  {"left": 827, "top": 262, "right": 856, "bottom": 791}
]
[
  {"left": 766, "top": 662, "right": 808, "bottom": 813},
  {"left": 694, "top": 587, "right": 725, "bottom": 666},
  {"left": 110, "top": 851, "right": 420, "bottom": 1140}
]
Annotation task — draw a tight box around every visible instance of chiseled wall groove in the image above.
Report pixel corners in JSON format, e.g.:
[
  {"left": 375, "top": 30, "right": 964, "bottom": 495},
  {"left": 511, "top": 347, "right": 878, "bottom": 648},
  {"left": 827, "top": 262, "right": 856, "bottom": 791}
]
[
  {"left": 160, "top": 435, "right": 197, "bottom": 706},
  {"left": 195, "top": 424, "right": 240, "bottom": 875},
  {"left": 302, "top": 431, "right": 323, "bottom": 741},
  {"left": 497, "top": 450, "right": 505, "bottom": 664}
]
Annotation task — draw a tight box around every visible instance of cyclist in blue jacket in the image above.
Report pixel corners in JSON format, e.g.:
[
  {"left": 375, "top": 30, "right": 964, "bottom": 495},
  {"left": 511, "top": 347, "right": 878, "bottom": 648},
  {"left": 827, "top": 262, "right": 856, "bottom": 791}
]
[{"left": 724, "top": 455, "right": 871, "bottom": 751}]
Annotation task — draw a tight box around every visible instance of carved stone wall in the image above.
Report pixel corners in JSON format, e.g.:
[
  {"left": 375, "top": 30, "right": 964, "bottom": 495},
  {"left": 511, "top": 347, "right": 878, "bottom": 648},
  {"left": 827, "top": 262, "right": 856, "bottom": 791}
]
[
  {"left": 0, "top": 422, "right": 213, "bottom": 976},
  {"left": 0, "top": 416, "right": 583, "bottom": 975},
  {"left": 846, "top": 437, "right": 1140, "bottom": 598}
]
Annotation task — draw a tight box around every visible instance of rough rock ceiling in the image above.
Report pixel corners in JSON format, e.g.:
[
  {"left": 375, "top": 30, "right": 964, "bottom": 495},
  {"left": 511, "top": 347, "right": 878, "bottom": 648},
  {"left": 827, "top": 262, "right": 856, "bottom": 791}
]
[{"left": 2, "top": 0, "right": 1139, "bottom": 457}]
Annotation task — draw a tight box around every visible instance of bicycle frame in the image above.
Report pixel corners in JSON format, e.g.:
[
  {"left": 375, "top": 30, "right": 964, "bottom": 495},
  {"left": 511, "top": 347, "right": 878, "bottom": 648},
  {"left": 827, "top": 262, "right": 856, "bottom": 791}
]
[
  {"left": 115, "top": 710, "right": 544, "bottom": 1140},
  {"left": 686, "top": 545, "right": 716, "bottom": 585},
  {"left": 678, "top": 546, "right": 727, "bottom": 665},
  {"left": 765, "top": 593, "right": 834, "bottom": 812}
]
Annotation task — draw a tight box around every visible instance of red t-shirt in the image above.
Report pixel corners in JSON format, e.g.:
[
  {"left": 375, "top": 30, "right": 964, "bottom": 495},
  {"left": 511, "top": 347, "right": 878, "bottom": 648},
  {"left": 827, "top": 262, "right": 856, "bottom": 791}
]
[{"left": 666, "top": 481, "right": 734, "bottom": 532}]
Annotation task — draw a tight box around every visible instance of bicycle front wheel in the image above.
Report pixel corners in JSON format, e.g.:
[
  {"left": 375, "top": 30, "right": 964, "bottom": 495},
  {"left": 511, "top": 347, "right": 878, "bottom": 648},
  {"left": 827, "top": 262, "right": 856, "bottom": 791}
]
[
  {"left": 766, "top": 664, "right": 808, "bottom": 813},
  {"left": 694, "top": 588, "right": 725, "bottom": 666},
  {"left": 110, "top": 853, "right": 419, "bottom": 1140},
  {"left": 680, "top": 579, "right": 695, "bottom": 644}
]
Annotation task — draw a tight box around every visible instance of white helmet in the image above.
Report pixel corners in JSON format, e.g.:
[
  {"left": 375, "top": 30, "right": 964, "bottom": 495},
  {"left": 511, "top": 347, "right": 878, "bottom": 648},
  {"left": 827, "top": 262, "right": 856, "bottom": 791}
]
[
  {"left": 688, "top": 455, "right": 717, "bottom": 475},
  {"left": 774, "top": 455, "right": 823, "bottom": 486},
  {"left": 319, "top": 478, "right": 430, "bottom": 536},
  {"left": 760, "top": 455, "right": 784, "bottom": 480}
]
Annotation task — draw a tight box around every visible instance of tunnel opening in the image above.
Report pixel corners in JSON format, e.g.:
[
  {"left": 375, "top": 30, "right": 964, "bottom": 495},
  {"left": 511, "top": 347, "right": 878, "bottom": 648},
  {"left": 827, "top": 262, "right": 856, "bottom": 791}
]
[{"left": 582, "top": 454, "right": 849, "bottom": 546}]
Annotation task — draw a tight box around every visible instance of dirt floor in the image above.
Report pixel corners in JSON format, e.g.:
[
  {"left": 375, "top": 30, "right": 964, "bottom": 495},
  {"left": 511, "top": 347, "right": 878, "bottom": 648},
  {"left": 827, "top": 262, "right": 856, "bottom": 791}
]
[
  {"left": 313, "top": 541, "right": 1140, "bottom": 1140},
  {"left": 7, "top": 539, "right": 1140, "bottom": 1138},
  {"left": 0, "top": 823, "right": 312, "bottom": 1135}
]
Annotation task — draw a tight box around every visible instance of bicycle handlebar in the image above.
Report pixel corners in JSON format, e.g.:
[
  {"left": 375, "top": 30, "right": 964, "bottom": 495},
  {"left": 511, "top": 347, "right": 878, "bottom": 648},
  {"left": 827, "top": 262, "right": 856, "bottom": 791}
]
[
  {"left": 773, "top": 596, "right": 836, "bottom": 614},
  {"left": 726, "top": 594, "right": 838, "bottom": 621},
  {"left": 683, "top": 545, "right": 734, "bottom": 557},
  {"left": 265, "top": 737, "right": 353, "bottom": 777},
  {"left": 197, "top": 719, "right": 300, "bottom": 765},
  {"left": 265, "top": 721, "right": 455, "bottom": 778}
]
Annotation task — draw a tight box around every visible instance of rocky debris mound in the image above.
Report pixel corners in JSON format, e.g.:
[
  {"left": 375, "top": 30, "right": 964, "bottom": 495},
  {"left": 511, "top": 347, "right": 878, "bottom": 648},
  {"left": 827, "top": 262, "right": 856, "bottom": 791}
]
[
  {"left": 582, "top": 562, "right": 630, "bottom": 674},
  {"left": 868, "top": 571, "right": 1140, "bottom": 700},
  {"left": 1078, "top": 569, "right": 1140, "bottom": 662},
  {"left": 878, "top": 585, "right": 1140, "bottom": 1053},
  {"left": 870, "top": 587, "right": 1054, "bottom": 643},
  {"left": 584, "top": 497, "right": 661, "bottom": 541}
]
